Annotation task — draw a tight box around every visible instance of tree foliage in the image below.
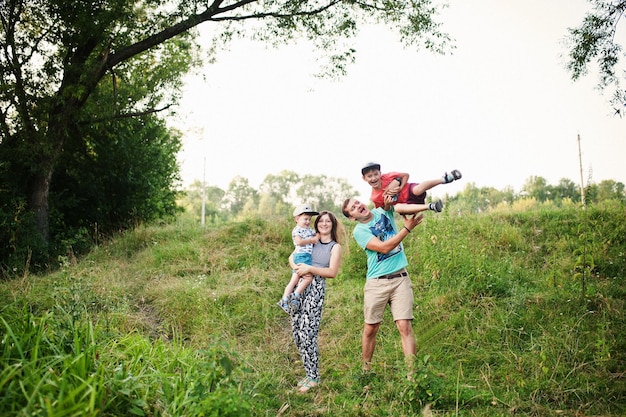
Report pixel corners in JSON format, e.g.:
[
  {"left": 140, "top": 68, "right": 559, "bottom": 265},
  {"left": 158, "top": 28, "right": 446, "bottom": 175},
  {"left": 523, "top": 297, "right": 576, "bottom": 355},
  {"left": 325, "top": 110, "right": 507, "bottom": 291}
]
[
  {"left": 180, "top": 180, "right": 228, "bottom": 224},
  {"left": 566, "top": 0, "right": 626, "bottom": 114},
  {"left": 0, "top": 0, "right": 451, "bottom": 273},
  {"left": 179, "top": 171, "right": 359, "bottom": 222},
  {"left": 223, "top": 176, "right": 258, "bottom": 216},
  {"left": 446, "top": 177, "right": 625, "bottom": 214}
]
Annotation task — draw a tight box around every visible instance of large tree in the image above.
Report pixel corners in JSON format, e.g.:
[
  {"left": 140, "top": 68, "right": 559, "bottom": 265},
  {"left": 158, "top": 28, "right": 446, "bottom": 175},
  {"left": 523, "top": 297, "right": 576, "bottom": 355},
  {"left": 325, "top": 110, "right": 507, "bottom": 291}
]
[{"left": 0, "top": 0, "right": 451, "bottom": 254}]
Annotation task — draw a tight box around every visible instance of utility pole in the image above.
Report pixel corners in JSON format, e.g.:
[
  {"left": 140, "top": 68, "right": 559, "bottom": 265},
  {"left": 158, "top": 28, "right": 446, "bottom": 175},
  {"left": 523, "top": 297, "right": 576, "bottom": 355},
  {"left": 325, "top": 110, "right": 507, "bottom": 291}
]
[
  {"left": 577, "top": 133, "right": 586, "bottom": 209},
  {"left": 201, "top": 156, "right": 206, "bottom": 227}
]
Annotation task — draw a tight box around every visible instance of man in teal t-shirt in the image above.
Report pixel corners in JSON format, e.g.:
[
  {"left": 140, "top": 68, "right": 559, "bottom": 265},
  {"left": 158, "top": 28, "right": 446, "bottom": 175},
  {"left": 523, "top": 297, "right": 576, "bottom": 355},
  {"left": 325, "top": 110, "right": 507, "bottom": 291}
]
[{"left": 342, "top": 197, "right": 424, "bottom": 373}]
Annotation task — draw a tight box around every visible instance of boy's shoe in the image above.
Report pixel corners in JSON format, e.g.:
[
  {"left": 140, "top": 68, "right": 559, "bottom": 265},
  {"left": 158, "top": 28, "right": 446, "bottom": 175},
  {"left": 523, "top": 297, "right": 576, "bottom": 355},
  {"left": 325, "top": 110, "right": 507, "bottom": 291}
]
[
  {"left": 442, "top": 169, "right": 462, "bottom": 184},
  {"left": 428, "top": 199, "right": 443, "bottom": 212},
  {"left": 288, "top": 293, "right": 301, "bottom": 315},
  {"left": 277, "top": 298, "right": 290, "bottom": 314}
]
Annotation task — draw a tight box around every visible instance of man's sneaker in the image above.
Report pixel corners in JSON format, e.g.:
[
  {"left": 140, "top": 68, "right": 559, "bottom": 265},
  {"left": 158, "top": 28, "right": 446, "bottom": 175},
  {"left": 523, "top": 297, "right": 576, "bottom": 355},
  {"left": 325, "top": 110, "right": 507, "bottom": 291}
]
[
  {"left": 288, "top": 293, "right": 301, "bottom": 315},
  {"left": 429, "top": 199, "right": 443, "bottom": 213},
  {"left": 277, "top": 298, "right": 290, "bottom": 314},
  {"left": 442, "top": 169, "right": 462, "bottom": 184}
]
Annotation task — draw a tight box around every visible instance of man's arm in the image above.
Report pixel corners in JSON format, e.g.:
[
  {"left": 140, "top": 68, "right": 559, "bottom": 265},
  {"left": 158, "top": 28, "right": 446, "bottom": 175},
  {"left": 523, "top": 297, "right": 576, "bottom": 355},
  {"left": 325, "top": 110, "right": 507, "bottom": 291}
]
[{"left": 365, "top": 214, "right": 423, "bottom": 254}]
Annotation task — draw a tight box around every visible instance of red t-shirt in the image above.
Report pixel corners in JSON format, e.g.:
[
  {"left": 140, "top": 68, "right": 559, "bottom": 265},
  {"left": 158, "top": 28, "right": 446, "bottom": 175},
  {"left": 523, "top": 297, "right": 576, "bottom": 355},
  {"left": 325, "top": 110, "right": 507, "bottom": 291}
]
[{"left": 370, "top": 172, "right": 410, "bottom": 208}]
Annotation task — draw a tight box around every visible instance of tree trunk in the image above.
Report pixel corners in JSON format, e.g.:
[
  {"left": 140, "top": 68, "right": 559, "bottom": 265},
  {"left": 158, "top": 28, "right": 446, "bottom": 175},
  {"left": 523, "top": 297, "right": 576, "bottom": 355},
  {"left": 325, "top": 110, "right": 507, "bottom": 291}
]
[
  {"left": 27, "top": 166, "right": 53, "bottom": 246},
  {"left": 27, "top": 112, "right": 67, "bottom": 247}
]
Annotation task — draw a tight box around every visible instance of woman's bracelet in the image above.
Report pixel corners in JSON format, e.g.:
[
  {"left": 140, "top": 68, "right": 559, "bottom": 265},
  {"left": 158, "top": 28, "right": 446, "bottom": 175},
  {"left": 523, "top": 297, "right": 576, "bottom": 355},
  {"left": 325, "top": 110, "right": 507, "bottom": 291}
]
[{"left": 404, "top": 226, "right": 411, "bottom": 233}]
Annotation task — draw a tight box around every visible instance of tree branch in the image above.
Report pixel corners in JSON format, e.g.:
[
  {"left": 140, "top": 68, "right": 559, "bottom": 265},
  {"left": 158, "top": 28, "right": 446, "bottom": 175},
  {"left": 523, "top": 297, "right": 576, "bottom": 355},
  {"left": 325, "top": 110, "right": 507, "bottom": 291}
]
[
  {"left": 106, "top": 0, "right": 343, "bottom": 69},
  {"left": 82, "top": 105, "right": 172, "bottom": 125}
]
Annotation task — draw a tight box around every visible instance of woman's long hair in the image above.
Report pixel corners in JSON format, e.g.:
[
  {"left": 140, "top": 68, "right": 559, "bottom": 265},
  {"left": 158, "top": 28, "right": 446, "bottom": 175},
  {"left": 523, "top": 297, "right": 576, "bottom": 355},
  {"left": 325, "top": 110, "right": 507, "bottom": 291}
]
[{"left": 315, "top": 210, "right": 348, "bottom": 250}]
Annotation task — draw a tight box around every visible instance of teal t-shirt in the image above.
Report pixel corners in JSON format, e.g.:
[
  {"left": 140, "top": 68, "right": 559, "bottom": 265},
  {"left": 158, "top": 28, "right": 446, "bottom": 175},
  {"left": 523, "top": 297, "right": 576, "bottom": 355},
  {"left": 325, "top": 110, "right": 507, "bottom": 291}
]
[{"left": 353, "top": 207, "right": 408, "bottom": 279}]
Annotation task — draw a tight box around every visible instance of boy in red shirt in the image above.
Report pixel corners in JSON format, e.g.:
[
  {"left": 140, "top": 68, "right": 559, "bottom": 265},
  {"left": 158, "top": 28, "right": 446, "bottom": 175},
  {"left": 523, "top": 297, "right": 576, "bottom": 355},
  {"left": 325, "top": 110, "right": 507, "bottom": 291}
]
[{"left": 361, "top": 162, "right": 461, "bottom": 216}]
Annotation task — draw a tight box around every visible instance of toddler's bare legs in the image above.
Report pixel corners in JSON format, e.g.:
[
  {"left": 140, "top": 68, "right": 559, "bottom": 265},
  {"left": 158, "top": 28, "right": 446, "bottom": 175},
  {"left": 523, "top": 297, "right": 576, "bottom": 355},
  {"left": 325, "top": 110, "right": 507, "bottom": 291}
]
[
  {"left": 283, "top": 271, "right": 300, "bottom": 299},
  {"left": 294, "top": 273, "right": 313, "bottom": 295},
  {"left": 288, "top": 273, "right": 313, "bottom": 315}
]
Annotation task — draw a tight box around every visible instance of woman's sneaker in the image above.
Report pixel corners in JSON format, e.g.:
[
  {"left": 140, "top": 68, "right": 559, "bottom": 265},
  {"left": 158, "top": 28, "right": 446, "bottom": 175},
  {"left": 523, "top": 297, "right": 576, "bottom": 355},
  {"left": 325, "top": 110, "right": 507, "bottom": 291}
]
[
  {"left": 442, "top": 169, "right": 462, "bottom": 184},
  {"left": 298, "top": 377, "right": 319, "bottom": 393}
]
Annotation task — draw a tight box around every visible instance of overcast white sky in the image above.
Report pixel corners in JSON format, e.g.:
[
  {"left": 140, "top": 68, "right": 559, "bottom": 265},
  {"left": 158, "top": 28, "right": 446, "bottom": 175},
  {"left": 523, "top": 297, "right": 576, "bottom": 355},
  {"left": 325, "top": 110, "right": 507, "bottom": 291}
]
[{"left": 173, "top": 0, "right": 625, "bottom": 201}]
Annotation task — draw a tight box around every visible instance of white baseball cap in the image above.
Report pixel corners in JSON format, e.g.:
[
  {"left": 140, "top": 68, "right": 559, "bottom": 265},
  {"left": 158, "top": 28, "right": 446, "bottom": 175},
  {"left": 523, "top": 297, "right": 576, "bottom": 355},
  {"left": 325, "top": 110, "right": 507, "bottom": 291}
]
[
  {"left": 361, "top": 161, "right": 381, "bottom": 175},
  {"left": 293, "top": 204, "right": 319, "bottom": 217}
]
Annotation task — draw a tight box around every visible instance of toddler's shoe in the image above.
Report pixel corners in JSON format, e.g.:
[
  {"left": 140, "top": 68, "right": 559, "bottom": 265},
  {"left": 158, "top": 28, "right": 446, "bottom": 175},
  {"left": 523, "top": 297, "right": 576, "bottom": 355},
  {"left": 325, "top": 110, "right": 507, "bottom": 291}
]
[
  {"left": 429, "top": 199, "right": 443, "bottom": 213},
  {"left": 442, "top": 169, "right": 462, "bottom": 184},
  {"left": 288, "top": 293, "right": 301, "bottom": 315},
  {"left": 277, "top": 298, "right": 290, "bottom": 314}
]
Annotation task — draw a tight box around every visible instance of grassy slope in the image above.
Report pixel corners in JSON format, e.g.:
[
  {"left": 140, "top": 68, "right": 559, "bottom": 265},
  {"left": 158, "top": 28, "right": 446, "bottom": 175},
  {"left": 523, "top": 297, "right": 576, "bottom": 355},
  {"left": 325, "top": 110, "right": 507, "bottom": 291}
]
[{"left": 1, "top": 204, "right": 625, "bottom": 416}]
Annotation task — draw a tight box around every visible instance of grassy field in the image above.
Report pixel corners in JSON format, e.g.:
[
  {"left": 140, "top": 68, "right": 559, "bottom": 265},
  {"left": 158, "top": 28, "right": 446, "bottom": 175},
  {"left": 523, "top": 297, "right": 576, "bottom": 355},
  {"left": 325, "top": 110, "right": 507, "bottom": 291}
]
[{"left": 1, "top": 202, "right": 625, "bottom": 416}]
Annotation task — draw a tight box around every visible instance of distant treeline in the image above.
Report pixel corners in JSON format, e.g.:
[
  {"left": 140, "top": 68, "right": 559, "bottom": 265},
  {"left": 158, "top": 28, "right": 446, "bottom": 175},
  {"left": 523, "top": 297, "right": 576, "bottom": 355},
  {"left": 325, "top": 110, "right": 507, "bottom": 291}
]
[
  {"left": 179, "top": 172, "right": 625, "bottom": 224},
  {"left": 447, "top": 176, "right": 625, "bottom": 213}
]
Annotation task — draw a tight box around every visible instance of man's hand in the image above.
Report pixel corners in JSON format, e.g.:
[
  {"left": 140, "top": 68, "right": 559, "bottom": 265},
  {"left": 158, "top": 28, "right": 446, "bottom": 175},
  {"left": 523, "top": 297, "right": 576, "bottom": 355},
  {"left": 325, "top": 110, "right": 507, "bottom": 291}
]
[
  {"left": 383, "top": 194, "right": 396, "bottom": 210},
  {"left": 402, "top": 213, "right": 423, "bottom": 231}
]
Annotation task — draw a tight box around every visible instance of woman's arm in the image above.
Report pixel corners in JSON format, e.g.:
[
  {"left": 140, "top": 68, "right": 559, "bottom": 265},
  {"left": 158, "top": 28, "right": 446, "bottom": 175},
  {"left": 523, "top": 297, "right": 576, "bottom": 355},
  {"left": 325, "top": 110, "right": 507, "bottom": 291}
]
[{"left": 294, "top": 244, "right": 343, "bottom": 279}]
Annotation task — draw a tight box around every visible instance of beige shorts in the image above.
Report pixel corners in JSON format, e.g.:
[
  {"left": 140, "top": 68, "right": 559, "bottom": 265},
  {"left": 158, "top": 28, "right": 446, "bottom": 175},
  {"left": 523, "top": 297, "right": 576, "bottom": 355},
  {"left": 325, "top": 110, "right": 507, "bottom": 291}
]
[{"left": 363, "top": 275, "right": 414, "bottom": 324}]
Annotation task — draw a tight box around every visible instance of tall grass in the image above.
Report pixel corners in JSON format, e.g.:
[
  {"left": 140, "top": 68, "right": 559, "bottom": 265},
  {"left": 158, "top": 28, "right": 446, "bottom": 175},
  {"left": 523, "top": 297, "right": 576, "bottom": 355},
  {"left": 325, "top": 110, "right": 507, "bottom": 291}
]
[
  {"left": 1, "top": 203, "right": 624, "bottom": 416},
  {"left": 0, "top": 301, "right": 251, "bottom": 416}
]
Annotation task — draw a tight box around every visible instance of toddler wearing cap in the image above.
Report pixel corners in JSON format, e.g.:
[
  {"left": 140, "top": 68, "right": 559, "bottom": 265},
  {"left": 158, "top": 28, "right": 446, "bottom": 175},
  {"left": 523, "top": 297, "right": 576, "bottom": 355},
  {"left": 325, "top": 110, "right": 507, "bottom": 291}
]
[{"left": 277, "top": 204, "right": 320, "bottom": 315}]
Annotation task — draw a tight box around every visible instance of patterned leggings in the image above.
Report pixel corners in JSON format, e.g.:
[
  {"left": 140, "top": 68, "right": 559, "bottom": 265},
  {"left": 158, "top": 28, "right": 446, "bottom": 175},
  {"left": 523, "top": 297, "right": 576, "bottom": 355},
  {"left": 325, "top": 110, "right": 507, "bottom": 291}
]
[{"left": 291, "top": 275, "right": 326, "bottom": 381}]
